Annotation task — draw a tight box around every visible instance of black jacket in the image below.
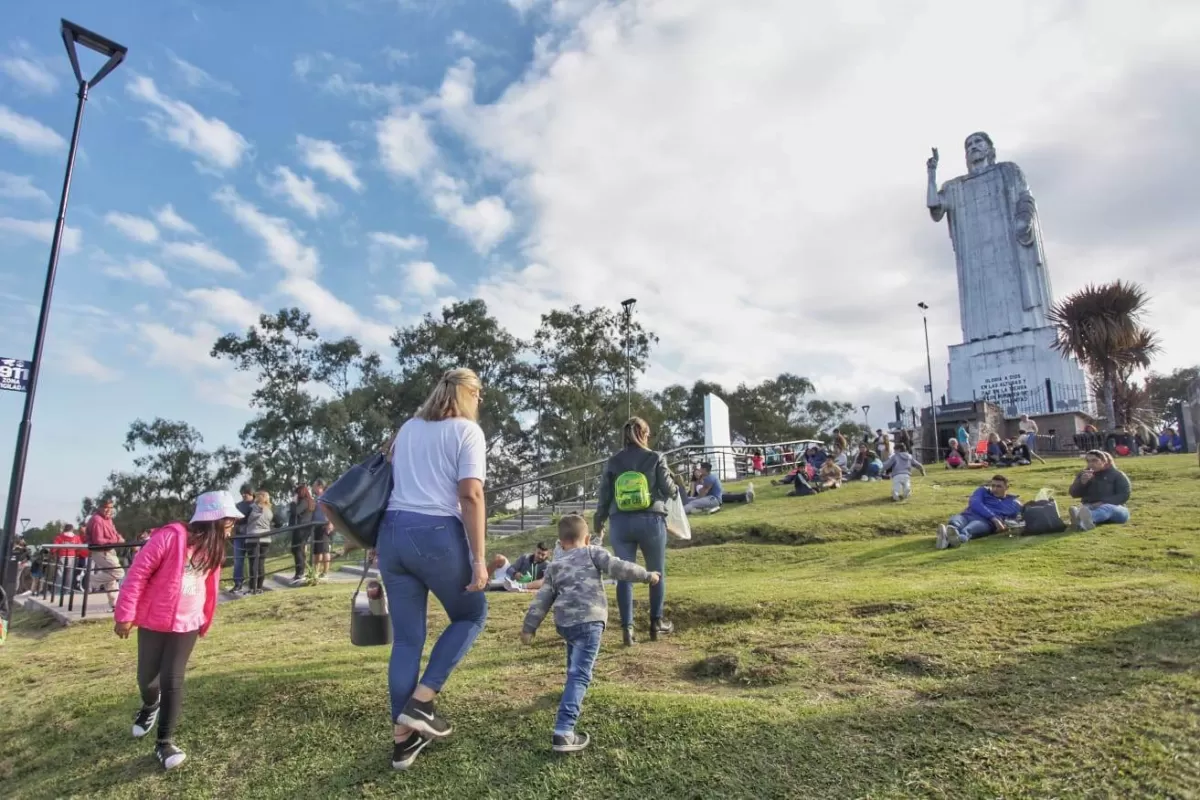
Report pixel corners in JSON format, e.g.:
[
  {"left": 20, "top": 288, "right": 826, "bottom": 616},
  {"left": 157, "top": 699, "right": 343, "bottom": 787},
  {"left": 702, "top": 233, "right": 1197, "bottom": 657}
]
[{"left": 594, "top": 446, "right": 678, "bottom": 532}]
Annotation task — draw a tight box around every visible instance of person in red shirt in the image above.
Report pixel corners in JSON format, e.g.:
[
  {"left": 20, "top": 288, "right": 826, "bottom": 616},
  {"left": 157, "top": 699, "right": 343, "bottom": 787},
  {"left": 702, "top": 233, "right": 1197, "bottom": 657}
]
[
  {"left": 52, "top": 523, "right": 86, "bottom": 594},
  {"left": 86, "top": 499, "right": 126, "bottom": 610}
]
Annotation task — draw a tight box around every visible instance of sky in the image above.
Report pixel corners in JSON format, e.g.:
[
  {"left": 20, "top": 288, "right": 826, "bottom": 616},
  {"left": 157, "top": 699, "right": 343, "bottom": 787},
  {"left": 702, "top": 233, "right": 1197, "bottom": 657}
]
[{"left": 2, "top": 0, "right": 1198, "bottom": 526}]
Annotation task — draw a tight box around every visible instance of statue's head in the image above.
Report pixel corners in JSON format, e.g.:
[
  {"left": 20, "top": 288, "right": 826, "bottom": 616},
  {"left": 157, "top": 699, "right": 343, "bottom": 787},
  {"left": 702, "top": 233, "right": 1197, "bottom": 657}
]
[{"left": 964, "top": 131, "right": 995, "bottom": 172}]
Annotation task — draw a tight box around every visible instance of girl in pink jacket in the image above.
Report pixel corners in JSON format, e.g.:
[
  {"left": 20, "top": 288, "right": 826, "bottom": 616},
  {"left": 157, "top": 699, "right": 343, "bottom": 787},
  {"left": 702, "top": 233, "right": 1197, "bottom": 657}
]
[{"left": 113, "top": 491, "right": 244, "bottom": 771}]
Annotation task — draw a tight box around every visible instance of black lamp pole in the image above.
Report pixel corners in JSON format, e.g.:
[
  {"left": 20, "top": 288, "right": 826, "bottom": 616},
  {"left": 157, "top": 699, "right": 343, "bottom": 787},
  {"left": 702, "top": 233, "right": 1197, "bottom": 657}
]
[
  {"left": 918, "top": 302, "right": 938, "bottom": 459},
  {"left": 621, "top": 298, "right": 637, "bottom": 420},
  {"left": 0, "top": 20, "right": 126, "bottom": 618}
]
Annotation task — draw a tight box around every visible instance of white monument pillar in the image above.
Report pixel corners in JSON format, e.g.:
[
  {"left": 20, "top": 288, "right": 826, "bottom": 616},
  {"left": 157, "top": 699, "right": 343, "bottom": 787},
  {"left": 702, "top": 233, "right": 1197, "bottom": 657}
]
[{"left": 703, "top": 394, "right": 737, "bottom": 480}]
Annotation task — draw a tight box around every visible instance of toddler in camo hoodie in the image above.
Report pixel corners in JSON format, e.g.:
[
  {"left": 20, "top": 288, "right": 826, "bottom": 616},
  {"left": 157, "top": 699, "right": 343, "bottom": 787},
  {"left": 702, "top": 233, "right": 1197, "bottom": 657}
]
[{"left": 521, "top": 513, "right": 660, "bottom": 754}]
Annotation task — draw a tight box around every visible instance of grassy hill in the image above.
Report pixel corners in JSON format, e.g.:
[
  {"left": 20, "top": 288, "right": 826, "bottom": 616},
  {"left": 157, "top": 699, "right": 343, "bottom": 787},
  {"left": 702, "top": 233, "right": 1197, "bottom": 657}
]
[{"left": 3, "top": 455, "right": 1199, "bottom": 799}]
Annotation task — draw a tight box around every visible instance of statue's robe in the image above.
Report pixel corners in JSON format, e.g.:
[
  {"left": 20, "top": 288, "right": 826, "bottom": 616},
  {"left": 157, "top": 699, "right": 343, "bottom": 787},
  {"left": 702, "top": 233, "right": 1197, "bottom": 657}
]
[{"left": 936, "top": 162, "right": 1054, "bottom": 343}]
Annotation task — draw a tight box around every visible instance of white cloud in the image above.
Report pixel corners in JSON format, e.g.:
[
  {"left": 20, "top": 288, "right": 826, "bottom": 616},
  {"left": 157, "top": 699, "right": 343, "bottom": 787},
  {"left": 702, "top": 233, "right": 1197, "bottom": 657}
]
[
  {"left": 403, "top": 260, "right": 454, "bottom": 297},
  {"left": 59, "top": 347, "right": 120, "bottom": 383},
  {"left": 160, "top": 240, "right": 241, "bottom": 274},
  {"left": 261, "top": 166, "right": 338, "bottom": 219},
  {"left": 383, "top": 47, "right": 413, "bottom": 68},
  {"left": 437, "top": 0, "right": 1200, "bottom": 413},
  {"left": 375, "top": 295, "right": 403, "bottom": 314},
  {"left": 168, "top": 52, "right": 238, "bottom": 95},
  {"left": 0, "top": 217, "right": 81, "bottom": 254},
  {"left": 213, "top": 186, "right": 319, "bottom": 278},
  {"left": 154, "top": 204, "right": 200, "bottom": 236},
  {"left": 448, "top": 30, "right": 482, "bottom": 52},
  {"left": 368, "top": 231, "right": 427, "bottom": 252},
  {"left": 429, "top": 172, "right": 513, "bottom": 253},
  {"left": 294, "top": 52, "right": 408, "bottom": 106},
  {"left": 0, "top": 172, "right": 51, "bottom": 204},
  {"left": 103, "top": 258, "right": 170, "bottom": 288},
  {"left": 377, "top": 109, "right": 437, "bottom": 179},
  {"left": 126, "top": 75, "right": 250, "bottom": 170},
  {"left": 185, "top": 287, "right": 263, "bottom": 327},
  {"left": 104, "top": 211, "right": 159, "bottom": 243},
  {"left": 0, "top": 105, "right": 65, "bottom": 153},
  {"left": 138, "top": 320, "right": 223, "bottom": 371},
  {"left": 279, "top": 276, "right": 393, "bottom": 348},
  {"left": 0, "top": 56, "right": 58, "bottom": 94},
  {"left": 296, "top": 135, "right": 364, "bottom": 192}
]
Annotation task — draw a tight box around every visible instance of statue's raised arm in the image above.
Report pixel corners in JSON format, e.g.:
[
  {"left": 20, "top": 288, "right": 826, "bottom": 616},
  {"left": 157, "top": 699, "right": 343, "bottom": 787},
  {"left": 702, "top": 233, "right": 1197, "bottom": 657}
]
[{"left": 926, "top": 147, "right": 945, "bottom": 221}]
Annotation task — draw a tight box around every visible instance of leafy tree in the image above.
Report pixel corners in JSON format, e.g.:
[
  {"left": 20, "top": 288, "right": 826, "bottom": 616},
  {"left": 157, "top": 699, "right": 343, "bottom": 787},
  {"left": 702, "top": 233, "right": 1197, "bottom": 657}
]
[
  {"left": 1145, "top": 366, "right": 1200, "bottom": 430},
  {"left": 1049, "top": 281, "right": 1160, "bottom": 426},
  {"left": 82, "top": 419, "right": 242, "bottom": 534},
  {"left": 20, "top": 520, "right": 72, "bottom": 546}
]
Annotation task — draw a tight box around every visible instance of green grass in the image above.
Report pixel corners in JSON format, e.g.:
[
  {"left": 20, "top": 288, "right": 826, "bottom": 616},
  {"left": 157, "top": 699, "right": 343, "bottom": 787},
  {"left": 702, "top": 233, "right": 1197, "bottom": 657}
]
[{"left": 3, "top": 455, "right": 1199, "bottom": 799}]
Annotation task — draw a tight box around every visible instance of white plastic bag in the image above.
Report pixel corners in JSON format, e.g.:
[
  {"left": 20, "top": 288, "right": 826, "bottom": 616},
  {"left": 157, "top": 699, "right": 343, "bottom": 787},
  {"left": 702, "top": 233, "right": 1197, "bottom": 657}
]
[{"left": 666, "top": 494, "right": 692, "bottom": 540}]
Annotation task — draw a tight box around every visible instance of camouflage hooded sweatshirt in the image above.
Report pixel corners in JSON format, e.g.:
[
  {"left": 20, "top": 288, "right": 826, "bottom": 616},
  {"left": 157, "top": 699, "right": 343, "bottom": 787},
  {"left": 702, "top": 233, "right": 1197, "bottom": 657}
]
[{"left": 522, "top": 546, "right": 653, "bottom": 634}]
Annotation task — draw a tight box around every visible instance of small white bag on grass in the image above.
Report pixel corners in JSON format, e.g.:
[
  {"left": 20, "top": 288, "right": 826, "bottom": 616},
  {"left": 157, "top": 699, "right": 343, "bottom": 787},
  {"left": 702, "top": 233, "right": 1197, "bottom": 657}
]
[{"left": 666, "top": 494, "right": 692, "bottom": 541}]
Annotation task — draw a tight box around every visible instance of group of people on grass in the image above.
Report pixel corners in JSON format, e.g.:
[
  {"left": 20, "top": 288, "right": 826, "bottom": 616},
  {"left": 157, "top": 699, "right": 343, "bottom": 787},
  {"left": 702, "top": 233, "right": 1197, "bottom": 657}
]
[
  {"left": 935, "top": 448, "right": 1132, "bottom": 549},
  {"left": 101, "top": 366, "right": 1148, "bottom": 775}
]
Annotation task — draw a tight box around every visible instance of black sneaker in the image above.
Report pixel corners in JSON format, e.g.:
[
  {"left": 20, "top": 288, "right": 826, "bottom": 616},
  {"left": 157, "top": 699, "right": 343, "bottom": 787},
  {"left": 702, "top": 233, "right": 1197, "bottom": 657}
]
[
  {"left": 132, "top": 705, "right": 159, "bottom": 739},
  {"left": 392, "top": 732, "right": 431, "bottom": 770},
  {"left": 397, "top": 698, "right": 453, "bottom": 739},
  {"left": 155, "top": 741, "right": 187, "bottom": 771},
  {"left": 552, "top": 731, "right": 590, "bottom": 753},
  {"left": 649, "top": 619, "right": 674, "bottom": 641}
]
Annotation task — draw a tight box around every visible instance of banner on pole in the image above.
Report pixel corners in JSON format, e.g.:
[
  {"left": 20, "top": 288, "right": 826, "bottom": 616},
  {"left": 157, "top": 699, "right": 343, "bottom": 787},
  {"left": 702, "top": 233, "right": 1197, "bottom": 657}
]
[{"left": 0, "top": 358, "right": 31, "bottom": 393}]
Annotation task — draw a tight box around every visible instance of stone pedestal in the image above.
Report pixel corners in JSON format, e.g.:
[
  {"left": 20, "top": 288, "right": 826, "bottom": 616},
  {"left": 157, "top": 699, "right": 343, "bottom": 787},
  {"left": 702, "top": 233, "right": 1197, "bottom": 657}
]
[{"left": 948, "top": 326, "right": 1089, "bottom": 416}]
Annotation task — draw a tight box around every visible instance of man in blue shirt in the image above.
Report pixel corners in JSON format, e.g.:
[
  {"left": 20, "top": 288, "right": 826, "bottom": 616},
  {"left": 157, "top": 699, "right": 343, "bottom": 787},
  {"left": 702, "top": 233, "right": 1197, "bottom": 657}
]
[
  {"left": 684, "top": 462, "right": 724, "bottom": 515},
  {"left": 936, "top": 474, "right": 1023, "bottom": 549}
]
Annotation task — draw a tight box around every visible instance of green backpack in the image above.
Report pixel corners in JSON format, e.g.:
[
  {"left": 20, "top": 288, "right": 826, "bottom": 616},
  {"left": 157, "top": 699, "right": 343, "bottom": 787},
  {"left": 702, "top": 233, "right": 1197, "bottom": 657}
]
[{"left": 614, "top": 470, "right": 652, "bottom": 512}]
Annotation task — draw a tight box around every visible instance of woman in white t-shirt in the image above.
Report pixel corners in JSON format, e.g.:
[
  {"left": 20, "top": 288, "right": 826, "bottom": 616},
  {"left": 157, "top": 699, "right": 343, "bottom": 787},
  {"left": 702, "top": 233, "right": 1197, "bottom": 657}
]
[{"left": 379, "top": 368, "right": 490, "bottom": 771}]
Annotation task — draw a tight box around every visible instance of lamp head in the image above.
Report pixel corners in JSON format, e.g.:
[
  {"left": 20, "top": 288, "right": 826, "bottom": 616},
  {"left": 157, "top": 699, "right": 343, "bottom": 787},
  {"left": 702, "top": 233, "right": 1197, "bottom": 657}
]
[{"left": 61, "top": 19, "right": 127, "bottom": 89}]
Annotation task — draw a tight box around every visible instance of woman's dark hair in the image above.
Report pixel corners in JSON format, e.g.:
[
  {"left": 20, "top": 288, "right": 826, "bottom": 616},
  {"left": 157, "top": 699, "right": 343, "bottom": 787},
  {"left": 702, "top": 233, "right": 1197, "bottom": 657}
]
[{"left": 187, "top": 520, "right": 230, "bottom": 574}]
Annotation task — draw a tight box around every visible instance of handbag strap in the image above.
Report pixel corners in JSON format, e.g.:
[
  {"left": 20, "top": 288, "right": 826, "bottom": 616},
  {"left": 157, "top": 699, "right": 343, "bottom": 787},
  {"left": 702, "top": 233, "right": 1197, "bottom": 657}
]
[{"left": 351, "top": 552, "right": 372, "bottom": 606}]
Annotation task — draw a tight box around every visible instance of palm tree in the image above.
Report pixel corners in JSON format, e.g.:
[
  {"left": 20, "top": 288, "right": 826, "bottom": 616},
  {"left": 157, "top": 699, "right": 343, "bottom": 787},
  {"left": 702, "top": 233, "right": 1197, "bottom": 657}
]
[{"left": 1048, "top": 280, "right": 1160, "bottom": 426}]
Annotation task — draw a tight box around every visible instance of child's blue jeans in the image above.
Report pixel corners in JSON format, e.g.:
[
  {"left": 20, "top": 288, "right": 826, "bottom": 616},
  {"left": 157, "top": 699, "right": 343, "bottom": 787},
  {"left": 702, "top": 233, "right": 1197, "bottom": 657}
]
[{"left": 555, "top": 621, "right": 604, "bottom": 735}]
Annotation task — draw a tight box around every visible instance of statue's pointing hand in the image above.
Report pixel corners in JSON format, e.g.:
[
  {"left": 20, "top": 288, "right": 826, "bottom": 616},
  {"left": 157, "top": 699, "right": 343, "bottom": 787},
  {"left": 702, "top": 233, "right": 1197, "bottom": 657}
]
[{"left": 927, "top": 147, "right": 939, "bottom": 172}]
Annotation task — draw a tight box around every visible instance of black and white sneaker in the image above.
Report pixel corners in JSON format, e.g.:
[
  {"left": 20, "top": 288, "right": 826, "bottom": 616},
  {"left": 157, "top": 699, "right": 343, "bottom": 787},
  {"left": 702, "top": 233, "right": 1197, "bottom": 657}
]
[
  {"left": 552, "top": 731, "right": 590, "bottom": 753},
  {"left": 155, "top": 741, "right": 187, "bottom": 771},
  {"left": 397, "top": 698, "right": 453, "bottom": 739},
  {"left": 132, "top": 705, "right": 159, "bottom": 739},
  {"left": 392, "top": 733, "right": 431, "bottom": 770}
]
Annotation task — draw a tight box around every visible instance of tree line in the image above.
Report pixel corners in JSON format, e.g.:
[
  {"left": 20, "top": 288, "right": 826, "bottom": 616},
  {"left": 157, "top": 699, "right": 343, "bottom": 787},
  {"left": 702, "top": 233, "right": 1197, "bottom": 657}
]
[{"left": 71, "top": 300, "right": 864, "bottom": 535}]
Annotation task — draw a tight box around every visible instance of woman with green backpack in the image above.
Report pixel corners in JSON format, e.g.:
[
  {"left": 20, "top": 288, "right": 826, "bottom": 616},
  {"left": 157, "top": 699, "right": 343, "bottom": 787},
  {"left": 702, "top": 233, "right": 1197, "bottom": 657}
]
[{"left": 593, "top": 417, "right": 679, "bottom": 647}]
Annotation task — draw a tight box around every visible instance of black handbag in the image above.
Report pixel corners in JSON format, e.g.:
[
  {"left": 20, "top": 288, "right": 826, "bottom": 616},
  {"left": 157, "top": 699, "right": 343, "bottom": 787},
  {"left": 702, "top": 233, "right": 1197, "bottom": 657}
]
[
  {"left": 319, "top": 443, "right": 394, "bottom": 549},
  {"left": 350, "top": 554, "right": 392, "bottom": 647},
  {"left": 1022, "top": 498, "right": 1067, "bottom": 535}
]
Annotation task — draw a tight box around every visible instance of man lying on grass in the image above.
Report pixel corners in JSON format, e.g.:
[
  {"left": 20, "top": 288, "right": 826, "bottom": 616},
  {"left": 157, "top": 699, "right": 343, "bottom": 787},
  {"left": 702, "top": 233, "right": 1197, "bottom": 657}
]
[
  {"left": 936, "top": 474, "right": 1023, "bottom": 549},
  {"left": 520, "top": 514, "right": 660, "bottom": 753}
]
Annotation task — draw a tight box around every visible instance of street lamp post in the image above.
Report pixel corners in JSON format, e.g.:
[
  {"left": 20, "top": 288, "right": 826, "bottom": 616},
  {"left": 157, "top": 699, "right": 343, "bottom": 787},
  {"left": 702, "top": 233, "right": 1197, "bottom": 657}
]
[
  {"left": 861, "top": 404, "right": 871, "bottom": 431},
  {"left": 0, "top": 20, "right": 126, "bottom": 617},
  {"left": 918, "top": 302, "right": 939, "bottom": 461},
  {"left": 621, "top": 298, "right": 637, "bottom": 420},
  {"left": 19, "top": 519, "right": 30, "bottom": 534}
]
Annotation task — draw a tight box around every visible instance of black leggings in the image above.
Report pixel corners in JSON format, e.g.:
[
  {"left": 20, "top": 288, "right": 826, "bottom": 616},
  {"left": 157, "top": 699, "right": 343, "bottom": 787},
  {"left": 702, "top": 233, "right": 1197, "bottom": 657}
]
[
  {"left": 247, "top": 542, "right": 269, "bottom": 591},
  {"left": 291, "top": 529, "right": 311, "bottom": 579},
  {"left": 137, "top": 628, "right": 199, "bottom": 743}
]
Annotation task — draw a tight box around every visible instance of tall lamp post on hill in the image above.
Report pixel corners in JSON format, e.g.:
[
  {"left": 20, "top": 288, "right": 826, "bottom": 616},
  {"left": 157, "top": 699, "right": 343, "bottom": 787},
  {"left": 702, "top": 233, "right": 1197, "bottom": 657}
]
[
  {"left": 621, "top": 298, "right": 637, "bottom": 420},
  {"left": 917, "top": 302, "right": 938, "bottom": 460},
  {"left": 1, "top": 20, "right": 127, "bottom": 621}
]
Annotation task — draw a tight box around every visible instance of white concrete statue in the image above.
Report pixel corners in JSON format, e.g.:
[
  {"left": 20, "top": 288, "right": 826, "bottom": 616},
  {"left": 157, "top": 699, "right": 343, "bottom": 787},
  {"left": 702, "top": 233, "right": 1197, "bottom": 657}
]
[{"left": 927, "top": 133, "right": 1055, "bottom": 344}]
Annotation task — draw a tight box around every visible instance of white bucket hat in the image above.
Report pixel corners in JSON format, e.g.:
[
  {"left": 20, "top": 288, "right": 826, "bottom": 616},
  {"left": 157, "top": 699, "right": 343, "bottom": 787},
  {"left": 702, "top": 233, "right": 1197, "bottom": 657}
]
[{"left": 190, "top": 490, "right": 245, "bottom": 523}]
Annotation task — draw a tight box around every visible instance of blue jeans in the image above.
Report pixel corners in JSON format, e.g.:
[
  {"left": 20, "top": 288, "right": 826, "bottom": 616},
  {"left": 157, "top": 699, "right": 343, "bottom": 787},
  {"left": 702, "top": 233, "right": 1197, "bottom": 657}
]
[
  {"left": 609, "top": 512, "right": 667, "bottom": 626},
  {"left": 1088, "top": 504, "right": 1130, "bottom": 525},
  {"left": 377, "top": 510, "right": 488, "bottom": 722},
  {"left": 231, "top": 537, "right": 245, "bottom": 586},
  {"left": 948, "top": 513, "right": 995, "bottom": 541},
  {"left": 554, "top": 621, "right": 604, "bottom": 735}
]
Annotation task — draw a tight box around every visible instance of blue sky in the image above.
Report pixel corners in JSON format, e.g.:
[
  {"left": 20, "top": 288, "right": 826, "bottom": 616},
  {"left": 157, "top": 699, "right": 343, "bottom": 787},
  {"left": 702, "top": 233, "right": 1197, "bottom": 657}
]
[{"left": 3, "top": 1, "right": 1199, "bottom": 526}]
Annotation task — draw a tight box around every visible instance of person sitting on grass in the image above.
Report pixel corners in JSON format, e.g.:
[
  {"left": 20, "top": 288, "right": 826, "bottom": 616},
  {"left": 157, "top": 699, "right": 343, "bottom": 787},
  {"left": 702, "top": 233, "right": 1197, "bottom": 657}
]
[
  {"left": 1067, "top": 449, "right": 1133, "bottom": 531},
  {"left": 881, "top": 443, "right": 926, "bottom": 501},
  {"left": 520, "top": 514, "right": 660, "bottom": 754},
  {"left": 847, "top": 444, "right": 879, "bottom": 481},
  {"left": 935, "top": 474, "right": 1023, "bottom": 550},
  {"left": 945, "top": 438, "right": 966, "bottom": 469},
  {"left": 684, "top": 462, "right": 724, "bottom": 515},
  {"left": 1157, "top": 427, "right": 1183, "bottom": 454},
  {"left": 985, "top": 432, "right": 1006, "bottom": 465},
  {"left": 486, "top": 554, "right": 512, "bottom": 591},
  {"left": 818, "top": 458, "right": 843, "bottom": 490},
  {"left": 507, "top": 543, "right": 551, "bottom": 589}
]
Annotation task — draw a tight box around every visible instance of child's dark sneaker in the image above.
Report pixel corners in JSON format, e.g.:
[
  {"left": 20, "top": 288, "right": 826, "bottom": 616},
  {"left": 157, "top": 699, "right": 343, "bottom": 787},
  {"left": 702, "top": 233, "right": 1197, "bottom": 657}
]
[
  {"left": 397, "top": 697, "right": 453, "bottom": 739},
  {"left": 552, "top": 731, "right": 590, "bottom": 753},
  {"left": 155, "top": 741, "right": 187, "bottom": 770},
  {"left": 392, "top": 732, "right": 431, "bottom": 770},
  {"left": 132, "top": 705, "right": 159, "bottom": 739}
]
